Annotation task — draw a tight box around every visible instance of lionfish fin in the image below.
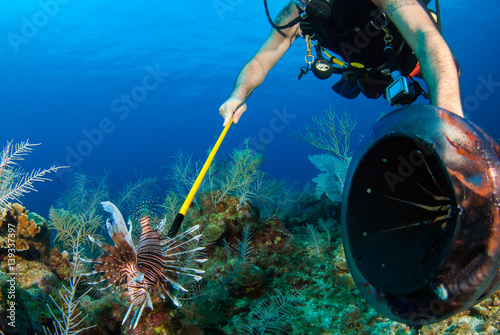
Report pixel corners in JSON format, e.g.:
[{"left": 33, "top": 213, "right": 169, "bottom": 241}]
[
  {"left": 145, "top": 290, "right": 153, "bottom": 310},
  {"left": 101, "top": 201, "right": 134, "bottom": 248},
  {"left": 96, "top": 283, "right": 114, "bottom": 291},
  {"left": 79, "top": 257, "right": 94, "bottom": 263},
  {"left": 82, "top": 270, "right": 104, "bottom": 277},
  {"left": 172, "top": 282, "right": 188, "bottom": 292},
  {"left": 127, "top": 219, "right": 133, "bottom": 241},
  {"left": 186, "top": 274, "right": 203, "bottom": 281},
  {"left": 88, "top": 235, "right": 103, "bottom": 247},
  {"left": 131, "top": 271, "right": 145, "bottom": 285},
  {"left": 155, "top": 216, "right": 167, "bottom": 233},
  {"left": 86, "top": 278, "right": 108, "bottom": 285},
  {"left": 131, "top": 302, "right": 146, "bottom": 329},
  {"left": 127, "top": 291, "right": 153, "bottom": 330},
  {"left": 179, "top": 224, "right": 201, "bottom": 237},
  {"left": 195, "top": 258, "right": 209, "bottom": 263},
  {"left": 160, "top": 225, "right": 202, "bottom": 248},
  {"left": 162, "top": 287, "right": 181, "bottom": 308},
  {"left": 165, "top": 247, "right": 206, "bottom": 258},
  {"left": 175, "top": 267, "right": 206, "bottom": 274},
  {"left": 122, "top": 303, "right": 134, "bottom": 326}
]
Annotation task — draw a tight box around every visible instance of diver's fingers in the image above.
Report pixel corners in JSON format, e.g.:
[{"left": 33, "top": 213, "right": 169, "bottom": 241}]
[
  {"left": 220, "top": 97, "right": 246, "bottom": 126},
  {"left": 223, "top": 113, "right": 232, "bottom": 126},
  {"left": 219, "top": 103, "right": 231, "bottom": 126},
  {"left": 233, "top": 103, "right": 246, "bottom": 124}
]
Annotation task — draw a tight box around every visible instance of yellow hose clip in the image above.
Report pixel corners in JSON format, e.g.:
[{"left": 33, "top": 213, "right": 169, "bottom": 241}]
[
  {"left": 322, "top": 48, "right": 348, "bottom": 68},
  {"left": 350, "top": 62, "right": 365, "bottom": 69},
  {"left": 305, "top": 35, "right": 314, "bottom": 65}
]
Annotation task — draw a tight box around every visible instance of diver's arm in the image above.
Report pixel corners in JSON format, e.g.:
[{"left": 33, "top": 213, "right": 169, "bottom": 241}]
[
  {"left": 372, "top": 0, "right": 464, "bottom": 117},
  {"left": 220, "top": 1, "right": 300, "bottom": 126}
]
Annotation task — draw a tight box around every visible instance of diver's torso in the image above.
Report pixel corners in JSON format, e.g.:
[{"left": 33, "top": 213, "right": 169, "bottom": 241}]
[{"left": 301, "top": 0, "right": 417, "bottom": 75}]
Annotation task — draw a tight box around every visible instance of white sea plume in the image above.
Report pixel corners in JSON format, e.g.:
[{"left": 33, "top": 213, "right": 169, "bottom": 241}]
[{"left": 0, "top": 139, "right": 66, "bottom": 207}]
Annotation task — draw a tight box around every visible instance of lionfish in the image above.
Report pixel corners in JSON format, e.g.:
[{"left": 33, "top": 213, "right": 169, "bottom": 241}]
[{"left": 85, "top": 201, "right": 206, "bottom": 329}]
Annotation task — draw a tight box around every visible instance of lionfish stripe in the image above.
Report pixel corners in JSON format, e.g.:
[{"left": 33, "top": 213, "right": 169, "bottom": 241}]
[{"left": 139, "top": 217, "right": 154, "bottom": 233}]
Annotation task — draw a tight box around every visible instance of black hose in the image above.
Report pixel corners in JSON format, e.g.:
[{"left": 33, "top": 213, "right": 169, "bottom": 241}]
[
  {"left": 167, "top": 213, "right": 184, "bottom": 238},
  {"left": 435, "top": 0, "right": 442, "bottom": 33}
]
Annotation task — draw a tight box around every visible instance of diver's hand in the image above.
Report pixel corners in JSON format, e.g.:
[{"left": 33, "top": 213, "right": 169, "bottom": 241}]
[{"left": 219, "top": 96, "right": 247, "bottom": 126}]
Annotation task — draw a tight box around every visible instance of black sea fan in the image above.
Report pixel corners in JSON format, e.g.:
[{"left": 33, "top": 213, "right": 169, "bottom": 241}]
[{"left": 84, "top": 201, "right": 207, "bottom": 329}]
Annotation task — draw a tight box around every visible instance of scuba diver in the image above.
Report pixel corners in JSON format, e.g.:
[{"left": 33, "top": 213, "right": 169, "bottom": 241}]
[
  {"left": 219, "top": 0, "right": 464, "bottom": 125},
  {"left": 219, "top": 0, "right": 500, "bottom": 330}
]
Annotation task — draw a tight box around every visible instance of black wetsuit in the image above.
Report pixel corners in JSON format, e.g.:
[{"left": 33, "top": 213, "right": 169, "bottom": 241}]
[{"left": 298, "top": 0, "right": 430, "bottom": 97}]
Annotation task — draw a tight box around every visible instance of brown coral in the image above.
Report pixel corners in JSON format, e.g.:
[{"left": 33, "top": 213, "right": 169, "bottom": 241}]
[
  {"left": 0, "top": 203, "right": 49, "bottom": 259},
  {"left": 1, "top": 203, "right": 40, "bottom": 238},
  {"left": 0, "top": 236, "right": 29, "bottom": 251}
]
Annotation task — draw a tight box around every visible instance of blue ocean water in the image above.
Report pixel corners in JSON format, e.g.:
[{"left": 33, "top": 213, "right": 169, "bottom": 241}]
[
  {"left": 0, "top": 0, "right": 499, "bottom": 216},
  {"left": 1, "top": 1, "right": 500, "bottom": 334}
]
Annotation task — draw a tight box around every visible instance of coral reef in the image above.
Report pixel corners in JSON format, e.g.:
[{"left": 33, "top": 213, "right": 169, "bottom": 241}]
[
  {"left": 0, "top": 203, "right": 39, "bottom": 251},
  {"left": 0, "top": 257, "right": 60, "bottom": 334},
  {"left": 0, "top": 203, "right": 50, "bottom": 261},
  {"left": 194, "top": 193, "right": 256, "bottom": 243},
  {"left": 7, "top": 136, "right": 500, "bottom": 335},
  {"left": 48, "top": 248, "right": 72, "bottom": 282}
]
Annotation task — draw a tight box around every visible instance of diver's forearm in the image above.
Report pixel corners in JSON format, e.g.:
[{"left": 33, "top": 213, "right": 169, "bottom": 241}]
[
  {"left": 230, "top": 58, "right": 267, "bottom": 101},
  {"left": 376, "top": 0, "right": 464, "bottom": 116},
  {"left": 416, "top": 31, "right": 463, "bottom": 117}
]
